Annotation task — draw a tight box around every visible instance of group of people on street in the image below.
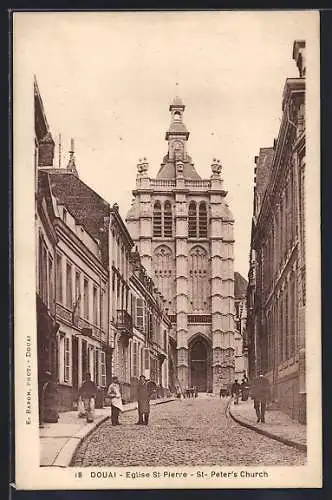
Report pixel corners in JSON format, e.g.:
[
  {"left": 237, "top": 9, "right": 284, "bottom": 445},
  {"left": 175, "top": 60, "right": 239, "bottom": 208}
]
[
  {"left": 78, "top": 372, "right": 154, "bottom": 426},
  {"left": 219, "top": 372, "right": 271, "bottom": 423},
  {"left": 184, "top": 386, "right": 198, "bottom": 398},
  {"left": 230, "top": 376, "right": 250, "bottom": 404},
  {"left": 78, "top": 370, "right": 271, "bottom": 427}
]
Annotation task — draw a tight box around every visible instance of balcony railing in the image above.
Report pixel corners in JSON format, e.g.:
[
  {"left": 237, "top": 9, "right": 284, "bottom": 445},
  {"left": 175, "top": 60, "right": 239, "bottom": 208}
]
[
  {"left": 117, "top": 309, "right": 133, "bottom": 337},
  {"left": 56, "top": 303, "right": 106, "bottom": 343}
]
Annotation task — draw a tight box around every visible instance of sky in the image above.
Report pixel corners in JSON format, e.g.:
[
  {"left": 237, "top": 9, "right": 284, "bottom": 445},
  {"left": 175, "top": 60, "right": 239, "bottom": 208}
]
[{"left": 14, "top": 11, "right": 316, "bottom": 277}]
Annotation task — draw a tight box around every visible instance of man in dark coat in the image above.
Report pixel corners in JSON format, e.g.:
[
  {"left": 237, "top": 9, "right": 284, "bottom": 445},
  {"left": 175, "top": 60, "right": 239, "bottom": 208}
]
[
  {"left": 79, "top": 372, "right": 98, "bottom": 422},
  {"left": 231, "top": 379, "right": 241, "bottom": 404},
  {"left": 252, "top": 373, "right": 271, "bottom": 423},
  {"left": 136, "top": 375, "right": 151, "bottom": 425}
]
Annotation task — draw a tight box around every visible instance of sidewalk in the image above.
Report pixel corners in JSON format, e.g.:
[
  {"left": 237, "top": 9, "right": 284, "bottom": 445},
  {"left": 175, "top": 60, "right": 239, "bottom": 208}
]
[
  {"left": 229, "top": 399, "right": 307, "bottom": 452},
  {"left": 40, "top": 397, "right": 175, "bottom": 467}
]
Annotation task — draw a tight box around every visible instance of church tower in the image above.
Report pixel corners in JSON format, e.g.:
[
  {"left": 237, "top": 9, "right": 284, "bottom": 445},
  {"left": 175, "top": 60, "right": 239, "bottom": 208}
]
[{"left": 126, "top": 98, "right": 236, "bottom": 393}]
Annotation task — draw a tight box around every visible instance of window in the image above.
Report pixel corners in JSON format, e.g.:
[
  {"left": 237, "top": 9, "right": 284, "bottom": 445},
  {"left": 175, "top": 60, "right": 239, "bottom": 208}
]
[
  {"left": 133, "top": 342, "right": 138, "bottom": 377},
  {"left": 100, "top": 290, "right": 105, "bottom": 330},
  {"left": 145, "top": 306, "right": 150, "bottom": 338},
  {"left": 136, "top": 298, "right": 144, "bottom": 331},
  {"left": 94, "top": 348, "right": 99, "bottom": 385},
  {"left": 93, "top": 285, "right": 98, "bottom": 325},
  {"left": 153, "top": 201, "right": 162, "bottom": 237},
  {"left": 100, "top": 351, "right": 106, "bottom": 387},
  {"left": 189, "top": 246, "right": 209, "bottom": 312},
  {"left": 66, "top": 262, "right": 72, "bottom": 309},
  {"left": 56, "top": 253, "right": 63, "bottom": 303},
  {"left": 63, "top": 208, "right": 67, "bottom": 223},
  {"left": 164, "top": 201, "right": 172, "bottom": 237},
  {"left": 153, "top": 245, "right": 174, "bottom": 309},
  {"left": 75, "top": 271, "right": 81, "bottom": 315},
  {"left": 42, "top": 245, "right": 48, "bottom": 304},
  {"left": 84, "top": 278, "right": 89, "bottom": 320},
  {"left": 48, "top": 255, "right": 54, "bottom": 311},
  {"left": 131, "top": 294, "right": 136, "bottom": 325},
  {"left": 198, "top": 201, "right": 208, "bottom": 238},
  {"left": 144, "top": 348, "right": 150, "bottom": 370},
  {"left": 188, "top": 201, "right": 197, "bottom": 238},
  {"left": 64, "top": 337, "right": 70, "bottom": 382}
]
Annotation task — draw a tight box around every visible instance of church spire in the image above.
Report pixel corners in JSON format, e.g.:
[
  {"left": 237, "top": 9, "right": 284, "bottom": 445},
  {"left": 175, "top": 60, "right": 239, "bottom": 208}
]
[
  {"left": 156, "top": 98, "right": 201, "bottom": 180},
  {"left": 165, "top": 97, "right": 190, "bottom": 165},
  {"left": 166, "top": 96, "right": 189, "bottom": 142}
]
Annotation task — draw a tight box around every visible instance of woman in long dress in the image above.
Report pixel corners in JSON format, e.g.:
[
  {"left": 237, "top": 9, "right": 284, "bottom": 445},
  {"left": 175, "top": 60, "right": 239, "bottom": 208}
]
[{"left": 107, "top": 376, "right": 123, "bottom": 426}]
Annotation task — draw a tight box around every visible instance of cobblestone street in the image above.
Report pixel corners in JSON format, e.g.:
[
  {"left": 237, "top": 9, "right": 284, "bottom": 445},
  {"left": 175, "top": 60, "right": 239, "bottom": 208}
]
[{"left": 72, "top": 397, "right": 306, "bottom": 467}]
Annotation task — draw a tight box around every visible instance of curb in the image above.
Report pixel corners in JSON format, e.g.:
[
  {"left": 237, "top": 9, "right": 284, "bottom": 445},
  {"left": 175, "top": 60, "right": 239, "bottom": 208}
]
[
  {"left": 228, "top": 403, "right": 307, "bottom": 453},
  {"left": 53, "top": 398, "right": 176, "bottom": 467}
]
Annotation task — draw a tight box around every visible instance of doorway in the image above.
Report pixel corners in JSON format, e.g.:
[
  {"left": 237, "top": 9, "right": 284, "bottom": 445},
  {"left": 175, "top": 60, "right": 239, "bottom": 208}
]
[{"left": 189, "top": 337, "right": 208, "bottom": 392}]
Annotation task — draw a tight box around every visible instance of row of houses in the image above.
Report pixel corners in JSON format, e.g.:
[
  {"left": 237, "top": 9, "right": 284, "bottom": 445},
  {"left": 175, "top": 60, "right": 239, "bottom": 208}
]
[
  {"left": 35, "top": 78, "right": 173, "bottom": 413},
  {"left": 247, "top": 40, "right": 306, "bottom": 423}
]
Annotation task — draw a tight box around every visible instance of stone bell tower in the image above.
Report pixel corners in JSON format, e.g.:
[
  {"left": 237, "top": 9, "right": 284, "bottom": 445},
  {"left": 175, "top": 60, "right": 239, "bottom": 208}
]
[{"left": 126, "top": 97, "right": 236, "bottom": 393}]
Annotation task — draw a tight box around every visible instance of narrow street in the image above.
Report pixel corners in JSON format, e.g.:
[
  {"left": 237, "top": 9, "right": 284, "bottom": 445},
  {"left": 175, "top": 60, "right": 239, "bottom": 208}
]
[{"left": 72, "top": 397, "right": 306, "bottom": 467}]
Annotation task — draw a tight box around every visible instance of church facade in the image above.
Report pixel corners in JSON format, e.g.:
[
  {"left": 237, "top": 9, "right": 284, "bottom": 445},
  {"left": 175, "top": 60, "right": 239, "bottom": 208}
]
[{"left": 126, "top": 98, "right": 236, "bottom": 393}]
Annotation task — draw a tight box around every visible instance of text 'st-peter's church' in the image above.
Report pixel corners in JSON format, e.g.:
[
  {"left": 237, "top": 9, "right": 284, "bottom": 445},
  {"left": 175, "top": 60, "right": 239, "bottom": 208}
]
[{"left": 126, "top": 97, "right": 236, "bottom": 393}]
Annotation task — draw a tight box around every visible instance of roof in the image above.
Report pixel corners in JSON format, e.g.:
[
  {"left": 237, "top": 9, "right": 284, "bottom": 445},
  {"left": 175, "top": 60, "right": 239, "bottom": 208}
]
[
  {"left": 234, "top": 272, "right": 248, "bottom": 299},
  {"left": 48, "top": 172, "right": 110, "bottom": 267},
  {"left": 255, "top": 147, "right": 274, "bottom": 200},
  {"left": 166, "top": 120, "right": 189, "bottom": 136},
  {"left": 156, "top": 155, "right": 201, "bottom": 180}
]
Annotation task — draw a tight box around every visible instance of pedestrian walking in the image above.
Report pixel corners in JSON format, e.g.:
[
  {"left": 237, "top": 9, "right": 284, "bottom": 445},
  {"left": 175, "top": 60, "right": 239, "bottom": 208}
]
[
  {"left": 136, "top": 375, "right": 152, "bottom": 425},
  {"left": 240, "top": 378, "right": 250, "bottom": 401},
  {"left": 78, "top": 372, "right": 97, "bottom": 423},
  {"left": 107, "top": 376, "right": 123, "bottom": 426},
  {"left": 231, "top": 379, "right": 241, "bottom": 405},
  {"left": 251, "top": 373, "right": 271, "bottom": 423}
]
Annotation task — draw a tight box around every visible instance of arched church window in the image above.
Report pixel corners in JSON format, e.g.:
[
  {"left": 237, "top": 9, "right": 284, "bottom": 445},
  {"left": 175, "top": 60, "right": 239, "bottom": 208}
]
[
  {"left": 153, "top": 245, "right": 175, "bottom": 311},
  {"left": 188, "top": 201, "right": 197, "bottom": 238},
  {"left": 163, "top": 201, "right": 172, "bottom": 238},
  {"left": 153, "top": 201, "right": 162, "bottom": 237},
  {"left": 199, "top": 202, "right": 208, "bottom": 238},
  {"left": 189, "top": 246, "right": 210, "bottom": 312}
]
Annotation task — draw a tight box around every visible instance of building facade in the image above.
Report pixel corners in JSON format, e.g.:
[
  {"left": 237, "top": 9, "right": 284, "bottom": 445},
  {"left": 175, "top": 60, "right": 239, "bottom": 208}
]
[
  {"left": 35, "top": 79, "right": 111, "bottom": 411},
  {"left": 247, "top": 40, "right": 306, "bottom": 422},
  {"left": 126, "top": 98, "right": 236, "bottom": 393},
  {"left": 109, "top": 206, "right": 171, "bottom": 402},
  {"left": 234, "top": 272, "right": 248, "bottom": 380},
  {"left": 47, "top": 173, "right": 110, "bottom": 411},
  {"left": 35, "top": 91, "right": 60, "bottom": 419},
  {"left": 129, "top": 250, "right": 171, "bottom": 397}
]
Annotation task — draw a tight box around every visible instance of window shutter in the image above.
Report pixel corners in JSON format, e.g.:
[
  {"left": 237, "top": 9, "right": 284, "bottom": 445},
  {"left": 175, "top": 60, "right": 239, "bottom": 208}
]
[{"left": 136, "top": 298, "right": 144, "bottom": 332}]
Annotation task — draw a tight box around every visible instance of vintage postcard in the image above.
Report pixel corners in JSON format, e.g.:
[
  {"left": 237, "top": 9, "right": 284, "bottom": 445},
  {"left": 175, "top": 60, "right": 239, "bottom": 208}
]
[{"left": 13, "top": 10, "right": 321, "bottom": 490}]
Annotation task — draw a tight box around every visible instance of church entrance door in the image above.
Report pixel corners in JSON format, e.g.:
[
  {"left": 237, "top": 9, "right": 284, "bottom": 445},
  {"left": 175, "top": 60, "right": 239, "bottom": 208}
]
[{"left": 189, "top": 338, "right": 208, "bottom": 392}]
